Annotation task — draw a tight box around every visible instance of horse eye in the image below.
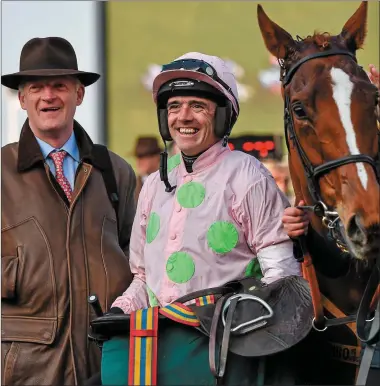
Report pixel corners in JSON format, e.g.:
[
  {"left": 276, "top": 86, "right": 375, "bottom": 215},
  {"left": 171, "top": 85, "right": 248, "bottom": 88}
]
[{"left": 292, "top": 102, "right": 308, "bottom": 119}]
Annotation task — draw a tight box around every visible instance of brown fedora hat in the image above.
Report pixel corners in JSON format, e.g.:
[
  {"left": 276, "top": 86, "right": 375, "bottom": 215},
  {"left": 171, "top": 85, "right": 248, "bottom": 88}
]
[
  {"left": 133, "top": 136, "right": 163, "bottom": 158},
  {"left": 1, "top": 37, "right": 100, "bottom": 90}
]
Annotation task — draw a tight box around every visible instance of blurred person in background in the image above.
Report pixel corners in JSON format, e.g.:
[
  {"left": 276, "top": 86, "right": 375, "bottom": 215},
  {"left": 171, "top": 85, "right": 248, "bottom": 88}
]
[
  {"left": 262, "top": 158, "right": 294, "bottom": 204},
  {"left": 1, "top": 37, "right": 136, "bottom": 385},
  {"left": 133, "top": 136, "right": 162, "bottom": 201},
  {"left": 368, "top": 63, "right": 379, "bottom": 121}
]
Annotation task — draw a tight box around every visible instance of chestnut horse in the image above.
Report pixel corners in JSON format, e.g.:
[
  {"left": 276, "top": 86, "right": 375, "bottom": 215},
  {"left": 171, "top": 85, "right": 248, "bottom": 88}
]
[{"left": 257, "top": 2, "right": 379, "bottom": 385}]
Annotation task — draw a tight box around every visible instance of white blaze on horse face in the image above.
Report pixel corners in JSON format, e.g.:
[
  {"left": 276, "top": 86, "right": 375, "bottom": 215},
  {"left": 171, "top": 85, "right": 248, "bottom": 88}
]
[{"left": 330, "top": 67, "right": 368, "bottom": 190}]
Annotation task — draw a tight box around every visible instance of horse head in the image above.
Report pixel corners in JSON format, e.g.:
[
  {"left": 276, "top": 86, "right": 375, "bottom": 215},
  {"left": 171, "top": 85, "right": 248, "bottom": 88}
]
[{"left": 257, "top": 1, "right": 380, "bottom": 261}]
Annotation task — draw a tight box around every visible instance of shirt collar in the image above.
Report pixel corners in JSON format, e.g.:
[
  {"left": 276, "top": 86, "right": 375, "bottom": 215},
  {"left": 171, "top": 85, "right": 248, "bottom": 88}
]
[
  {"left": 178, "top": 139, "right": 230, "bottom": 175},
  {"left": 35, "top": 131, "right": 80, "bottom": 162}
]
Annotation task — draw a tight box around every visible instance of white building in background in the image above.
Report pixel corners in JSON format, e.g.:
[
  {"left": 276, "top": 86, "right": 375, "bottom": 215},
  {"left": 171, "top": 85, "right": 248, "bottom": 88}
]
[{"left": 1, "top": 1, "right": 106, "bottom": 146}]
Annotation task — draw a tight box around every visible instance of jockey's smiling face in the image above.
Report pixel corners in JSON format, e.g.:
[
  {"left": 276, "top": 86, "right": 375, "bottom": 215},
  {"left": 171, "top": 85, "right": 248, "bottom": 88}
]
[{"left": 167, "top": 95, "right": 218, "bottom": 156}]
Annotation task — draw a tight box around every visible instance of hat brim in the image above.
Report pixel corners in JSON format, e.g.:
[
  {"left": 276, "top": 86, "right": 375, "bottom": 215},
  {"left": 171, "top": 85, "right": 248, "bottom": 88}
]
[
  {"left": 1, "top": 69, "right": 100, "bottom": 90},
  {"left": 152, "top": 70, "right": 239, "bottom": 115},
  {"left": 134, "top": 149, "right": 162, "bottom": 158}
]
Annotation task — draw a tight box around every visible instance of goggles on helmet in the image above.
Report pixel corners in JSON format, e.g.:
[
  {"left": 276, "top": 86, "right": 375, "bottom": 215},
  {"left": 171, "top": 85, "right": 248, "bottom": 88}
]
[{"left": 161, "top": 59, "right": 238, "bottom": 108}]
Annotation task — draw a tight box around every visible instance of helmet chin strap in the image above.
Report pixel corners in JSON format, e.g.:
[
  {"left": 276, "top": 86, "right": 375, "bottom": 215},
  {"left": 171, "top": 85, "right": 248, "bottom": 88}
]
[
  {"left": 159, "top": 134, "right": 230, "bottom": 193},
  {"left": 159, "top": 140, "right": 176, "bottom": 193}
]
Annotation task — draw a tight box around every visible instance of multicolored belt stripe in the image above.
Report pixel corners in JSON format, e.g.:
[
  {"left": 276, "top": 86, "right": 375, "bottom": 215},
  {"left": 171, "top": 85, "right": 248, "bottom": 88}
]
[
  {"left": 159, "top": 302, "right": 200, "bottom": 326},
  {"left": 195, "top": 294, "right": 215, "bottom": 306},
  {"left": 128, "top": 307, "right": 159, "bottom": 385}
]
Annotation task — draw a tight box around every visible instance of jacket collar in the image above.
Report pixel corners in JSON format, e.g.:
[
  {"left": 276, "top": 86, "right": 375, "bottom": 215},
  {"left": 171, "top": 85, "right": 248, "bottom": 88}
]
[
  {"left": 178, "top": 139, "right": 230, "bottom": 175},
  {"left": 17, "top": 119, "right": 101, "bottom": 172}
]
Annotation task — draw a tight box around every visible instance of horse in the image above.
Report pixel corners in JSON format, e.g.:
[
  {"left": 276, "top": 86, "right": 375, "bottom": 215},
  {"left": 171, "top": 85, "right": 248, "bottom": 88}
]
[{"left": 257, "top": 1, "right": 379, "bottom": 385}]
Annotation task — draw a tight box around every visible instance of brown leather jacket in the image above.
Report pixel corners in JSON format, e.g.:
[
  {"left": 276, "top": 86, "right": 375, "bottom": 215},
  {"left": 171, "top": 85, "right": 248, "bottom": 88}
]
[{"left": 1, "top": 120, "right": 135, "bottom": 385}]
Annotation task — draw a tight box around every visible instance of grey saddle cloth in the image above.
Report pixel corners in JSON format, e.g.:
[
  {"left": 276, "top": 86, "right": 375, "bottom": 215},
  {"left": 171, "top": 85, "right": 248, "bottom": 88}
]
[{"left": 190, "top": 275, "right": 313, "bottom": 357}]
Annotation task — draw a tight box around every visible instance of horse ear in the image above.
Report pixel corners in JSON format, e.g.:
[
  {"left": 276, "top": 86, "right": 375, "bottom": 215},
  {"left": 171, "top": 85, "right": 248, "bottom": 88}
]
[
  {"left": 340, "top": 1, "right": 368, "bottom": 51},
  {"left": 257, "top": 4, "right": 296, "bottom": 59}
]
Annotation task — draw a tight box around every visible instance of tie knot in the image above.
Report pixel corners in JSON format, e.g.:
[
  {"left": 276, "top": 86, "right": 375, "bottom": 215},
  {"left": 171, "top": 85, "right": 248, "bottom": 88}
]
[{"left": 49, "top": 150, "right": 67, "bottom": 167}]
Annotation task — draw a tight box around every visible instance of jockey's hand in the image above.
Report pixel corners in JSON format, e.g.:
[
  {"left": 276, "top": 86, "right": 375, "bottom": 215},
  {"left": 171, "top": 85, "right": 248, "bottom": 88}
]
[
  {"left": 369, "top": 64, "right": 379, "bottom": 88},
  {"left": 282, "top": 200, "right": 310, "bottom": 238}
]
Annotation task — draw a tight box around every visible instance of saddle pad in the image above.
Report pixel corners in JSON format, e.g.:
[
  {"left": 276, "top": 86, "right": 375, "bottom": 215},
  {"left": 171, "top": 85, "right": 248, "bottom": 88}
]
[{"left": 192, "top": 275, "right": 314, "bottom": 357}]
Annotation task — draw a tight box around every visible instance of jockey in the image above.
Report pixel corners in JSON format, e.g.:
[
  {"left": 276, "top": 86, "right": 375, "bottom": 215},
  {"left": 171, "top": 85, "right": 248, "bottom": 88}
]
[{"left": 111, "top": 52, "right": 301, "bottom": 314}]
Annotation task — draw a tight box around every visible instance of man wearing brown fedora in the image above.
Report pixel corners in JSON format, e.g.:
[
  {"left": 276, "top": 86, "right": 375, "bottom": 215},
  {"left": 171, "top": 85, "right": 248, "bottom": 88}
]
[
  {"left": 1, "top": 37, "right": 136, "bottom": 385},
  {"left": 133, "top": 136, "right": 162, "bottom": 201}
]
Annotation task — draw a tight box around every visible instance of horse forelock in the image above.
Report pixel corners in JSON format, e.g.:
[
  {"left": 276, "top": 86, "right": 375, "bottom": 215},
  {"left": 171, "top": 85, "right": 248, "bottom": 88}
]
[{"left": 302, "top": 32, "right": 333, "bottom": 50}]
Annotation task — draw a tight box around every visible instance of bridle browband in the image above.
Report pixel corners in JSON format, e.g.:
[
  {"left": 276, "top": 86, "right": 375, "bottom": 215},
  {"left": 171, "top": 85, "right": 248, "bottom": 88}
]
[{"left": 283, "top": 48, "right": 380, "bottom": 251}]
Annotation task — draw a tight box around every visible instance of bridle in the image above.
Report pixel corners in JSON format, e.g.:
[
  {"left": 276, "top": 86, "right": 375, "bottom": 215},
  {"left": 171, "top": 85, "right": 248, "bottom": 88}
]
[
  {"left": 283, "top": 49, "right": 380, "bottom": 253},
  {"left": 282, "top": 48, "right": 380, "bottom": 385}
]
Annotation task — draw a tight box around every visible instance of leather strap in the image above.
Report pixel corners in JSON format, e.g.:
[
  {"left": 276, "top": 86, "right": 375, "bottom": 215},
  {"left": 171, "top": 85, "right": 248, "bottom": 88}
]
[
  {"left": 175, "top": 284, "right": 238, "bottom": 305},
  {"left": 370, "top": 285, "right": 380, "bottom": 312},
  {"left": 357, "top": 259, "right": 380, "bottom": 345},
  {"left": 313, "top": 154, "right": 378, "bottom": 180},
  {"left": 92, "top": 144, "right": 119, "bottom": 233},
  {"left": 355, "top": 258, "right": 380, "bottom": 385},
  {"left": 283, "top": 50, "right": 356, "bottom": 86},
  {"left": 356, "top": 343, "right": 376, "bottom": 386},
  {"left": 209, "top": 294, "right": 239, "bottom": 384},
  {"left": 298, "top": 236, "right": 325, "bottom": 328},
  {"left": 356, "top": 319, "right": 378, "bottom": 386},
  {"left": 217, "top": 297, "right": 239, "bottom": 382},
  {"left": 209, "top": 295, "right": 228, "bottom": 379},
  {"left": 325, "top": 315, "right": 356, "bottom": 327}
]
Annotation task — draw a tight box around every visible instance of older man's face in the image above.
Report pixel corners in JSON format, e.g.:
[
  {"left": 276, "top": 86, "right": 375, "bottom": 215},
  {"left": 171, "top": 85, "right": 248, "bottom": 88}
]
[
  {"left": 18, "top": 76, "right": 84, "bottom": 139},
  {"left": 167, "top": 95, "right": 218, "bottom": 156}
]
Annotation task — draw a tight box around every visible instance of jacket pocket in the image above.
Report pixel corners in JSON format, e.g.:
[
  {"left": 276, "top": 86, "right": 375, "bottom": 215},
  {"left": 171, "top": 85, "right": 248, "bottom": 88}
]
[
  {"left": 2, "top": 342, "right": 20, "bottom": 386},
  {"left": 1, "top": 218, "right": 58, "bottom": 317},
  {"left": 1, "top": 254, "right": 19, "bottom": 299},
  {"left": 1, "top": 317, "right": 57, "bottom": 345}
]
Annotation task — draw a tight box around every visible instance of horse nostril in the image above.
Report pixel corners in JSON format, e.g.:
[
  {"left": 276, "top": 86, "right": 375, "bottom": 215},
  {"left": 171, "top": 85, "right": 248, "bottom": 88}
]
[{"left": 347, "top": 214, "right": 366, "bottom": 241}]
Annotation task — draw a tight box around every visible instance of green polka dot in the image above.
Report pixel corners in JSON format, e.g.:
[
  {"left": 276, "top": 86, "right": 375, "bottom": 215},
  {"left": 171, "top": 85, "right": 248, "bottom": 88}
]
[
  {"left": 166, "top": 252, "right": 195, "bottom": 283},
  {"left": 167, "top": 153, "right": 181, "bottom": 173},
  {"left": 146, "top": 212, "right": 160, "bottom": 243},
  {"left": 207, "top": 221, "right": 239, "bottom": 254},
  {"left": 245, "top": 259, "right": 263, "bottom": 279},
  {"left": 177, "top": 182, "right": 205, "bottom": 208},
  {"left": 147, "top": 286, "right": 159, "bottom": 307}
]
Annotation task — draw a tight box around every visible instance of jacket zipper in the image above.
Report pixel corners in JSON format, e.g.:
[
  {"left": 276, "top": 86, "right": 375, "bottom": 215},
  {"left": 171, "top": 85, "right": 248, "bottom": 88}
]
[{"left": 66, "top": 163, "right": 92, "bottom": 385}]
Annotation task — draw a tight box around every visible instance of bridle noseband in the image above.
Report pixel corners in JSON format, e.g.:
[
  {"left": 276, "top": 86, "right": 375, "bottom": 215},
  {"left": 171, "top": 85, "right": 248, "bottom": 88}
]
[{"left": 283, "top": 49, "right": 380, "bottom": 251}]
